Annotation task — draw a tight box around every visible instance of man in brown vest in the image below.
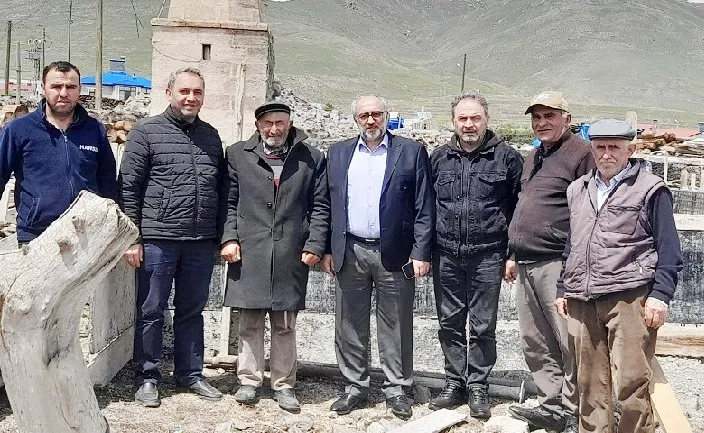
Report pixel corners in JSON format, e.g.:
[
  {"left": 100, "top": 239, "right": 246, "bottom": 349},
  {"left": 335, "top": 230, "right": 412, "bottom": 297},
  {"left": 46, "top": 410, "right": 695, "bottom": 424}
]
[
  {"left": 555, "top": 119, "right": 683, "bottom": 433},
  {"left": 506, "top": 92, "right": 594, "bottom": 433}
]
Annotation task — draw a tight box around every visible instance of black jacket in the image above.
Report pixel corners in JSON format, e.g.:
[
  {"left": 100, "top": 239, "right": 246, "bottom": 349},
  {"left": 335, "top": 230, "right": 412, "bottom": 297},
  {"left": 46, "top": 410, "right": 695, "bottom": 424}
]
[
  {"left": 327, "top": 133, "right": 435, "bottom": 272},
  {"left": 118, "top": 107, "right": 224, "bottom": 241},
  {"left": 431, "top": 130, "right": 523, "bottom": 257},
  {"left": 221, "top": 128, "right": 329, "bottom": 311}
]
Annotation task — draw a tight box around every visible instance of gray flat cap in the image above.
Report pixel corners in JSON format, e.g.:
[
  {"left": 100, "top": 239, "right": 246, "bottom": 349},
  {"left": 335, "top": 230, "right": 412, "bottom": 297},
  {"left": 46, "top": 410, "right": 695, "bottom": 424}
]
[{"left": 588, "top": 119, "right": 636, "bottom": 140}]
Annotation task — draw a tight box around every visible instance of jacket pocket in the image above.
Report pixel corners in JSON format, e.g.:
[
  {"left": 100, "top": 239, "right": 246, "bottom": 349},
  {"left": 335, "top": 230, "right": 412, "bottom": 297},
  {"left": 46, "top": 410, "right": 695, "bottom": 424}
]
[
  {"left": 435, "top": 171, "right": 457, "bottom": 199},
  {"left": 601, "top": 205, "right": 640, "bottom": 235},
  {"left": 157, "top": 189, "right": 172, "bottom": 222},
  {"left": 477, "top": 170, "right": 507, "bottom": 199}
]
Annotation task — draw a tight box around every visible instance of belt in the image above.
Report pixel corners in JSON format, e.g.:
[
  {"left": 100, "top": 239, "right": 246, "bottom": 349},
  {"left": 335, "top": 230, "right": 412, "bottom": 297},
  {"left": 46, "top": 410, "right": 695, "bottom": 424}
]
[{"left": 347, "top": 233, "right": 381, "bottom": 245}]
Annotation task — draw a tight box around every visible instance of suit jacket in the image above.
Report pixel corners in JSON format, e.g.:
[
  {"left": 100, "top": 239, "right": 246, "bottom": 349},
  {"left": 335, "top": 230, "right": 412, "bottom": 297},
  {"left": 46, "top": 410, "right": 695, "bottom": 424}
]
[{"left": 327, "top": 133, "right": 435, "bottom": 272}]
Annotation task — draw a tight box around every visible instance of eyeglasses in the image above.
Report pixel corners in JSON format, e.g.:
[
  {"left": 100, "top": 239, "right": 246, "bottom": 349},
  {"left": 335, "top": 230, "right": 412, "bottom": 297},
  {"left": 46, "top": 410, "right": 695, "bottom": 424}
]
[{"left": 356, "top": 111, "right": 385, "bottom": 121}]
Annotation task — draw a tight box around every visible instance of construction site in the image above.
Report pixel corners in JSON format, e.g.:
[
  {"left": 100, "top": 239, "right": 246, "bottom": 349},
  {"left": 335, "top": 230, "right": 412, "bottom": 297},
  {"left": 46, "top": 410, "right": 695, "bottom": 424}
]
[{"left": 0, "top": 0, "right": 703, "bottom": 432}]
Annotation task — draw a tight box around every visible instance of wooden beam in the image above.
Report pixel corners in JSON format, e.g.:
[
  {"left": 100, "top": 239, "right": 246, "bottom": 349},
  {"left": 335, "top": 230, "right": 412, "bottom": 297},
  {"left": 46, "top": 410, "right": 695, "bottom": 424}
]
[
  {"left": 674, "top": 214, "right": 704, "bottom": 231},
  {"left": 655, "top": 325, "right": 704, "bottom": 358},
  {"left": 650, "top": 357, "right": 693, "bottom": 433}
]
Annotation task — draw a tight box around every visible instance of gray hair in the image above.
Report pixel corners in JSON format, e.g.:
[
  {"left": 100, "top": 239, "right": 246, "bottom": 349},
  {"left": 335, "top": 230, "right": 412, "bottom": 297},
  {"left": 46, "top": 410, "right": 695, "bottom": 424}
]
[
  {"left": 350, "top": 95, "right": 389, "bottom": 116},
  {"left": 451, "top": 91, "right": 489, "bottom": 118},
  {"left": 166, "top": 67, "right": 205, "bottom": 90}
]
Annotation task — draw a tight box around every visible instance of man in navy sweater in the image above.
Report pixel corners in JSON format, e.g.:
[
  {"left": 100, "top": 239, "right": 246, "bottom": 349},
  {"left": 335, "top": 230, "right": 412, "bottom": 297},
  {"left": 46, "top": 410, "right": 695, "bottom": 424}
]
[{"left": 0, "top": 61, "right": 117, "bottom": 244}]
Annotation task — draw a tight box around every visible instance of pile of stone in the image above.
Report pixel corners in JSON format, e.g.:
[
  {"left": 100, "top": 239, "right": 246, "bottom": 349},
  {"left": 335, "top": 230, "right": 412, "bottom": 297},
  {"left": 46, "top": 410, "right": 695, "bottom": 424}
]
[{"left": 272, "top": 82, "right": 455, "bottom": 153}]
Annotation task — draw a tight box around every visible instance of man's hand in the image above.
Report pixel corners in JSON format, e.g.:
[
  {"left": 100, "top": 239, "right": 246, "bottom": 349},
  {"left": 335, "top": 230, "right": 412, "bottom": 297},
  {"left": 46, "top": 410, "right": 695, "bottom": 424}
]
[
  {"left": 554, "top": 297, "right": 568, "bottom": 319},
  {"left": 301, "top": 251, "right": 321, "bottom": 266},
  {"left": 220, "top": 241, "right": 241, "bottom": 263},
  {"left": 644, "top": 298, "right": 668, "bottom": 329},
  {"left": 320, "top": 254, "right": 335, "bottom": 276},
  {"left": 124, "top": 244, "right": 143, "bottom": 268},
  {"left": 411, "top": 259, "right": 430, "bottom": 278},
  {"left": 504, "top": 259, "right": 517, "bottom": 284}
]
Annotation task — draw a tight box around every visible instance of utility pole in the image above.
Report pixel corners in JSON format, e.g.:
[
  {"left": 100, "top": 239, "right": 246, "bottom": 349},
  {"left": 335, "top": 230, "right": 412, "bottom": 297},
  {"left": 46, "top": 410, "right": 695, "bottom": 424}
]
[
  {"left": 15, "top": 41, "right": 21, "bottom": 104},
  {"left": 68, "top": 0, "right": 73, "bottom": 62},
  {"left": 4, "top": 21, "right": 11, "bottom": 96},
  {"left": 95, "top": 0, "right": 103, "bottom": 111},
  {"left": 41, "top": 27, "right": 46, "bottom": 72},
  {"left": 460, "top": 53, "right": 467, "bottom": 92}
]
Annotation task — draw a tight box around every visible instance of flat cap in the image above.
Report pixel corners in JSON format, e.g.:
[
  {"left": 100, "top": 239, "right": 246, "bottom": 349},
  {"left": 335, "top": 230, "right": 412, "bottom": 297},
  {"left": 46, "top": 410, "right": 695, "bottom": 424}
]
[
  {"left": 255, "top": 101, "right": 291, "bottom": 120},
  {"left": 525, "top": 91, "right": 569, "bottom": 114},
  {"left": 588, "top": 119, "right": 636, "bottom": 140}
]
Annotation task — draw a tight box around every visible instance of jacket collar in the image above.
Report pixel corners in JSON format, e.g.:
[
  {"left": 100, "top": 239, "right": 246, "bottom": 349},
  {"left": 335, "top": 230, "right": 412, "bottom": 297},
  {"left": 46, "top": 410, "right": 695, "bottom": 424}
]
[
  {"left": 162, "top": 106, "right": 199, "bottom": 132},
  {"left": 539, "top": 129, "right": 573, "bottom": 157}
]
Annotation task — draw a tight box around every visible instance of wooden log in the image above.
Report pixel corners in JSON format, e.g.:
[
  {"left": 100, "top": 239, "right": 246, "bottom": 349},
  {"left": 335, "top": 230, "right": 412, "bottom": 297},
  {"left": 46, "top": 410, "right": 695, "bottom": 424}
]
[
  {"left": 122, "top": 119, "right": 135, "bottom": 132},
  {"left": 655, "top": 324, "right": 704, "bottom": 358},
  {"left": 115, "top": 130, "right": 127, "bottom": 144},
  {"left": 0, "top": 191, "right": 138, "bottom": 433},
  {"left": 114, "top": 120, "right": 125, "bottom": 130},
  {"left": 650, "top": 357, "right": 693, "bottom": 433}
]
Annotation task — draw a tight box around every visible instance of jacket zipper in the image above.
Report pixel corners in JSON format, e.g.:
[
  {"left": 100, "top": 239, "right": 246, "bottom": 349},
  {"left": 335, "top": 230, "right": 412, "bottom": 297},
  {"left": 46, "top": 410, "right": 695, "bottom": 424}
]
[
  {"left": 60, "top": 128, "right": 76, "bottom": 198},
  {"left": 188, "top": 130, "right": 200, "bottom": 237}
]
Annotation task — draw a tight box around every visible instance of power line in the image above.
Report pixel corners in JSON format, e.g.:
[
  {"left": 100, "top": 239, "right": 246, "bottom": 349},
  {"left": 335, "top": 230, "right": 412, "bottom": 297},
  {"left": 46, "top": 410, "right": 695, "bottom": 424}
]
[
  {"left": 130, "top": 0, "right": 145, "bottom": 38},
  {"left": 0, "top": 0, "right": 53, "bottom": 45}
]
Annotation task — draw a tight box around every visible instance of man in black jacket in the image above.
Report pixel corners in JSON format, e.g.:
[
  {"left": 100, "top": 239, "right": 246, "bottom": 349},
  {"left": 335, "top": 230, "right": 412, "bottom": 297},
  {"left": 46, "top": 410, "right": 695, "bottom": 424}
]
[
  {"left": 321, "top": 95, "right": 434, "bottom": 418},
  {"left": 220, "top": 102, "right": 329, "bottom": 412},
  {"left": 119, "top": 68, "right": 224, "bottom": 407},
  {"left": 429, "top": 92, "right": 523, "bottom": 418}
]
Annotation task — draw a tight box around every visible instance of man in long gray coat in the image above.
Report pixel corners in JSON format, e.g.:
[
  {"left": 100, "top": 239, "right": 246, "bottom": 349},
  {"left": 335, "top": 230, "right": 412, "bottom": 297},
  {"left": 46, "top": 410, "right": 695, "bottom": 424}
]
[{"left": 220, "top": 101, "right": 329, "bottom": 412}]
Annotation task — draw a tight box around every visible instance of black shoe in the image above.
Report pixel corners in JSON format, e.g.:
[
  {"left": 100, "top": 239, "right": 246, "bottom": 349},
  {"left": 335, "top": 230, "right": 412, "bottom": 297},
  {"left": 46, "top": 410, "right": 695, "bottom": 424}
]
[
  {"left": 234, "top": 385, "right": 259, "bottom": 405},
  {"left": 135, "top": 382, "right": 160, "bottom": 408},
  {"left": 428, "top": 382, "right": 466, "bottom": 410},
  {"left": 188, "top": 379, "right": 223, "bottom": 401},
  {"left": 563, "top": 414, "right": 578, "bottom": 433},
  {"left": 468, "top": 385, "right": 491, "bottom": 419},
  {"left": 507, "top": 405, "right": 566, "bottom": 431},
  {"left": 274, "top": 388, "right": 301, "bottom": 413},
  {"left": 330, "top": 393, "right": 367, "bottom": 415},
  {"left": 386, "top": 394, "right": 413, "bottom": 418}
]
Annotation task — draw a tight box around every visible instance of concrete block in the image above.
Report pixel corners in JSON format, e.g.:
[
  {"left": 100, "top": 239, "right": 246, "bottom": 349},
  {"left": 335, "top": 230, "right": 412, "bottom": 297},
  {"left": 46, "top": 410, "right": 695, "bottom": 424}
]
[
  {"left": 482, "top": 416, "right": 529, "bottom": 433},
  {"left": 87, "top": 325, "right": 134, "bottom": 386},
  {"left": 88, "top": 259, "right": 135, "bottom": 353}
]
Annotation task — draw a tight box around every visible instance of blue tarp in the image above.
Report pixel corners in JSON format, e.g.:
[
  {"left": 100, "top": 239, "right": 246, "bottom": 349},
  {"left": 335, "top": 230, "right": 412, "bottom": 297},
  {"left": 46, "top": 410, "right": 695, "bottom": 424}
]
[{"left": 81, "top": 71, "right": 151, "bottom": 89}]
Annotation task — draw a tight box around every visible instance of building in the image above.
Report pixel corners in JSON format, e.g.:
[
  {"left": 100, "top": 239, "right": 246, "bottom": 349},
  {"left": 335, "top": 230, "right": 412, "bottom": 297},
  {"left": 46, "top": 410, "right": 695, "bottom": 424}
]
[{"left": 81, "top": 57, "right": 152, "bottom": 101}]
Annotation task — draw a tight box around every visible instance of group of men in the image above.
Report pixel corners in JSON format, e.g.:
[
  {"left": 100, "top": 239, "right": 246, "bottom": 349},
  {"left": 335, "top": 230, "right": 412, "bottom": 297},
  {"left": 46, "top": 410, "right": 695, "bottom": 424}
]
[{"left": 0, "top": 61, "right": 682, "bottom": 433}]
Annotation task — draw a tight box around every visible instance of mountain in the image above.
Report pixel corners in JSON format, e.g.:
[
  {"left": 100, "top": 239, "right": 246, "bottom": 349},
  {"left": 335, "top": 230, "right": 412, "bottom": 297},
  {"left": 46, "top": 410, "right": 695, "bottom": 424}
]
[{"left": 1, "top": 0, "right": 703, "bottom": 124}]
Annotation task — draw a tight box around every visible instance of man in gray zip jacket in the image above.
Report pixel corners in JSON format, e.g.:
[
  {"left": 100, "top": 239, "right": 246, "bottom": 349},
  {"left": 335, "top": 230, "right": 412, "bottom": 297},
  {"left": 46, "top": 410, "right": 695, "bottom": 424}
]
[{"left": 555, "top": 119, "right": 683, "bottom": 433}]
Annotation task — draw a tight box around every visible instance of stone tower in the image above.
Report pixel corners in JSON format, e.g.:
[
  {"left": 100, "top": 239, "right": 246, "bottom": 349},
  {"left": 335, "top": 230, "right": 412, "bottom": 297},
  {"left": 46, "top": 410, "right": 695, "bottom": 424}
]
[{"left": 150, "top": 0, "right": 274, "bottom": 146}]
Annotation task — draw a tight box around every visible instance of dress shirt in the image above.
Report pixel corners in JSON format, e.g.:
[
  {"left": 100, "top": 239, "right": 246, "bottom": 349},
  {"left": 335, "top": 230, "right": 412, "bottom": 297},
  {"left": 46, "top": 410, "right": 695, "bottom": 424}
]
[
  {"left": 346, "top": 134, "right": 389, "bottom": 238},
  {"left": 595, "top": 162, "right": 632, "bottom": 211}
]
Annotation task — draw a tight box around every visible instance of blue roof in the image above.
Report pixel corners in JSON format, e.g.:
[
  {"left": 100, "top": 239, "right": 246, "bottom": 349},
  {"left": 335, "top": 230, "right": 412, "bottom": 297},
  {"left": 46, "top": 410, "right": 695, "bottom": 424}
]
[{"left": 81, "top": 71, "right": 151, "bottom": 89}]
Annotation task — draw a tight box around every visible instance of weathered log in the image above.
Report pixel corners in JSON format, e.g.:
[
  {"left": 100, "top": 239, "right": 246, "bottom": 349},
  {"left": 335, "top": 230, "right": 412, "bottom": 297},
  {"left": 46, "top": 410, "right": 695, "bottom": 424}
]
[{"left": 0, "top": 191, "right": 138, "bottom": 433}]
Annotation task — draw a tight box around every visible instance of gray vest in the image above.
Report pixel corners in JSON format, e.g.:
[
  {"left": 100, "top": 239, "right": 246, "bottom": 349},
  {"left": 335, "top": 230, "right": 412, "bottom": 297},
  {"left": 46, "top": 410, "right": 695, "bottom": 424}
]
[{"left": 562, "top": 161, "right": 666, "bottom": 300}]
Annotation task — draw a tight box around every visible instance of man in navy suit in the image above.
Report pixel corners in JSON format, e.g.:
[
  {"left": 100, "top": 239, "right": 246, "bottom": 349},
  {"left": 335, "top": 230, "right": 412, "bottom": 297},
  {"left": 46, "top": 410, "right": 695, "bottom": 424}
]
[{"left": 321, "top": 95, "right": 434, "bottom": 418}]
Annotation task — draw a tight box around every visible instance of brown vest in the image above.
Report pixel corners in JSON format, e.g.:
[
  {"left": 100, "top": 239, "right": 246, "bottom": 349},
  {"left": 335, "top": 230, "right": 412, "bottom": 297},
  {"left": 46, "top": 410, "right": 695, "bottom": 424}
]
[{"left": 562, "top": 161, "right": 666, "bottom": 300}]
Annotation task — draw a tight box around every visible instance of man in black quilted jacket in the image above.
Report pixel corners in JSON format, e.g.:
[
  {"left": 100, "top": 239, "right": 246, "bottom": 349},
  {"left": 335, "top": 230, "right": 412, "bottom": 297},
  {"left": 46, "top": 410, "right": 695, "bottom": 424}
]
[{"left": 118, "top": 67, "right": 225, "bottom": 407}]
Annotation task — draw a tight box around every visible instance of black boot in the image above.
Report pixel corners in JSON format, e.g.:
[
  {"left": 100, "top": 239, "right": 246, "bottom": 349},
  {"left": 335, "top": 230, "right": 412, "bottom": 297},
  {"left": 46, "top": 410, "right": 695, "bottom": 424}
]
[
  {"left": 428, "top": 382, "right": 466, "bottom": 410},
  {"left": 468, "top": 385, "right": 491, "bottom": 419}
]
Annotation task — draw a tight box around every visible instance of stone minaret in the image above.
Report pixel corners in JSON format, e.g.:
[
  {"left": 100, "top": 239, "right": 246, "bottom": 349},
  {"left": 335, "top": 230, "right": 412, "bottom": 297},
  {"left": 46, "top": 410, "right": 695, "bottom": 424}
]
[{"left": 150, "top": 0, "right": 273, "bottom": 146}]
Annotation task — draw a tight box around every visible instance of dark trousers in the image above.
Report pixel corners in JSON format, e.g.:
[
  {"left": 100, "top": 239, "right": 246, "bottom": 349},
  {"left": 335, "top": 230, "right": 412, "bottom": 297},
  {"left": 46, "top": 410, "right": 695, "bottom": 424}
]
[
  {"left": 334, "top": 238, "right": 415, "bottom": 399},
  {"left": 134, "top": 239, "right": 215, "bottom": 386},
  {"left": 432, "top": 250, "right": 503, "bottom": 388}
]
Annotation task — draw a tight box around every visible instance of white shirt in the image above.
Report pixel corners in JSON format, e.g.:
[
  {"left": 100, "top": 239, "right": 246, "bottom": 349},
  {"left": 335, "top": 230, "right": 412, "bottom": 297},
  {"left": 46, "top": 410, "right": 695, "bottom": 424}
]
[{"left": 346, "top": 135, "right": 389, "bottom": 238}]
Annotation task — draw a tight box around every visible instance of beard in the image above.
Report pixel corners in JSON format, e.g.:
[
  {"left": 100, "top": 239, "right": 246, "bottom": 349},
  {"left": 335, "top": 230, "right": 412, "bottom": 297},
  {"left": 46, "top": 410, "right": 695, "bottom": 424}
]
[
  {"left": 457, "top": 131, "right": 482, "bottom": 147},
  {"left": 264, "top": 135, "right": 287, "bottom": 148},
  {"left": 359, "top": 124, "right": 387, "bottom": 142},
  {"left": 46, "top": 99, "right": 77, "bottom": 119}
]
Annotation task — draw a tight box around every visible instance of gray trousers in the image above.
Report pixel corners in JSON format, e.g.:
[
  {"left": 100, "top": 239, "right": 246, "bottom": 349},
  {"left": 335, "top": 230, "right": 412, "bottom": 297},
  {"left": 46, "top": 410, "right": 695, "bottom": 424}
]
[
  {"left": 515, "top": 259, "right": 578, "bottom": 416},
  {"left": 334, "top": 239, "right": 415, "bottom": 399}
]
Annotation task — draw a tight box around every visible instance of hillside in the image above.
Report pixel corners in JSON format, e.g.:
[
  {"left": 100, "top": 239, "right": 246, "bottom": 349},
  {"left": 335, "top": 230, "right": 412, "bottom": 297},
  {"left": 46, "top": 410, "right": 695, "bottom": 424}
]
[{"left": 1, "top": 0, "right": 703, "bottom": 124}]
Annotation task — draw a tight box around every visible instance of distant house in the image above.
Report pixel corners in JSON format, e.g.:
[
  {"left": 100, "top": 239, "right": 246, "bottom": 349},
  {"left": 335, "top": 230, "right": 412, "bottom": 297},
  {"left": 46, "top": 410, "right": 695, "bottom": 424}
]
[{"left": 81, "top": 57, "right": 151, "bottom": 101}]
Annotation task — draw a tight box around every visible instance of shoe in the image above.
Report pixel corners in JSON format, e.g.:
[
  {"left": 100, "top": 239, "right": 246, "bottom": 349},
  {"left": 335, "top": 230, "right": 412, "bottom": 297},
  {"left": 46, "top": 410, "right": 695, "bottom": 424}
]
[
  {"left": 330, "top": 393, "right": 368, "bottom": 415},
  {"left": 188, "top": 379, "right": 223, "bottom": 401},
  {"left": 234, "top": 385, "right": 259, "bottom": 405},
  {"left": 135, "top": 382, "right": 160, "bottom": 408},
  {"left": 468, "top": 385, "right": 491, "bottom": 419},
  {"left": 386, "top": 394, "right": 413, "bottom": 418},
  {"left": 507, "top": 405, "right": 566, "bottom": 431},
  {"left": 428, "top": 382, "right": 466, "bottom": 410},
  {"left": 563, "top": 414, "right": 578, "bottom": 433},
  {"left": 274, "top": 388, "right": 301, "bottom": 413}
]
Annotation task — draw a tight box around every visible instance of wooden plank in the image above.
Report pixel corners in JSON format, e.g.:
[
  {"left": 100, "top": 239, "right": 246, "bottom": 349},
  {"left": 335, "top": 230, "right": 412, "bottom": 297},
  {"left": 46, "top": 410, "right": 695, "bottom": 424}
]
[
  {"left": 655, "top": 324, "right": 704, "bottom": 358},
  {"left": 674, "top": 214, "right": 704, "bottom": 231},
  {"left": 650, "top": 357, "right": 693, "bottom": 433},
  {"left": 0, "top": 178, "right": 14, "bottom": 222},
  {"left": 87, "top": 325, "right": 134, "bottom": 386},
  {"left": 387, "top": 408, "right": 466, "bottom": 433}
]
